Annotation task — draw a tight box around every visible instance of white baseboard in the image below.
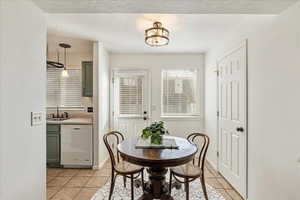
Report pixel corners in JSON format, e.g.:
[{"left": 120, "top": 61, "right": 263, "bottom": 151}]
[
  {"left": 93, "top": 156, "right": 109, "bottom": 170},
  {"left": 92, "top": 165, "right": 99, "bottom": 170},
  {"left": 206, "top": 158, "right": 249, "bottom": 200},
  {"left": 207, "top": 158, "right": 218, "bottom": 172}
]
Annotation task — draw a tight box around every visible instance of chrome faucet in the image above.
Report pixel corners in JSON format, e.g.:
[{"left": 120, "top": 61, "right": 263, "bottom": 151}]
[
  {"left": 56, "top": 106, "right": 60, "bottom": 118},
  {"left": 48, "top": 106, "right": 68, "bottom": 120}
]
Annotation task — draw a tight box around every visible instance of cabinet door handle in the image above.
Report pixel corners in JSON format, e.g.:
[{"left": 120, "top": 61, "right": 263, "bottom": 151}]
[{"left": 73, "top": 128, "right": 81, "bottom": 130}]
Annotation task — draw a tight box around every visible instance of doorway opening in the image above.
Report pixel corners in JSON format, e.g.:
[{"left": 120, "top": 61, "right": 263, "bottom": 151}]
[{"left": 110, "top": 69, "right": 151, "bottom": 138}]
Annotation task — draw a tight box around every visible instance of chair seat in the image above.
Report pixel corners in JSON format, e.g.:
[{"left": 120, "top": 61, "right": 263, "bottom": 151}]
[
  {"left": 170, "top": 163, "right": 202, "bottom": 178},
  {"left": 115, "top": 161, "right": 143, "bottom": 174}
]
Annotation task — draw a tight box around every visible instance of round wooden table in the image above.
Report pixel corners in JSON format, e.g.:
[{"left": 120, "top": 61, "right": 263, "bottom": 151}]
[{"left": 118, "top": 136, "right": 198, "bottom": 200}]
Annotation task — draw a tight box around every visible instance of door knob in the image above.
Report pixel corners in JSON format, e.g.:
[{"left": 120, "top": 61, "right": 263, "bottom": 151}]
[
  {"left": 236, "top": 127, "right": 244, "bottom": 132},
  {"left": 143, "top": 111, "right": 147, "bottom": 120}
]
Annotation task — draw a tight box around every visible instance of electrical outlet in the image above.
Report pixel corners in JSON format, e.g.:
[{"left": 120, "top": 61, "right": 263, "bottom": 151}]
[{"left": 31, "top": 112, "right": 43, "bottom": 126}]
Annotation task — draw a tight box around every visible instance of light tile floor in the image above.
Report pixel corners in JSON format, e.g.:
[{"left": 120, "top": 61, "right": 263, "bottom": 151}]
[{"left": 47, "top": 161, "right": 243, "bottom": 200}]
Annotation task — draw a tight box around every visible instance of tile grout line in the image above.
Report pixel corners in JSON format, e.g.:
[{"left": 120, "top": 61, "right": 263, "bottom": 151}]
[
  {"left": 47, "top": 171, "right": 62, "bottom": 200},
  {"left": 48, "top": 170, "right": 81, "bottom": 200}
]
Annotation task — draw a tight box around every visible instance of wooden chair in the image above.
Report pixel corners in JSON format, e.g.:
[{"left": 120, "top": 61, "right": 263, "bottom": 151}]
[
  {"left": 169, "top": 133, "right": 210, "bottom": 200},
  {"left": 103, "top": 131, "right": 144, "bottom": 200}
]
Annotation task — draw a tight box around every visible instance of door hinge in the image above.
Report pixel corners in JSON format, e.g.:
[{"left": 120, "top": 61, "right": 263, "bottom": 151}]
[
  {"left": 217, "top": 111, "right": 220, "bottom": 117},
  {"left": 217, "top": 151, "right": 220, "bottom": 157},
  {"left": 112, "top": 111, "right": 115, "bottom": 116},
  {"left": 215, "top": 70, "right": 220, "bottom": 76},
  {"left": 112, "top": 77, "right": 114, "bottom": 84}
]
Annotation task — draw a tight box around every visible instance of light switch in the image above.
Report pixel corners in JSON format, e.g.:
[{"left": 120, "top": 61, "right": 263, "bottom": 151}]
[{"left": 31, "top": 112, "right": 43, "bottom": 126}]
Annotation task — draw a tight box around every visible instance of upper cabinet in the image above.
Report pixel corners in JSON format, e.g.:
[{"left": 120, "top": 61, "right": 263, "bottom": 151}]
[{"left": 82, "top": 61, "right": 93, "bottom": 97}]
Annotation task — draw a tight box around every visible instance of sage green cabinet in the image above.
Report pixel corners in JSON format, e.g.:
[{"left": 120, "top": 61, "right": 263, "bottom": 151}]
[
  {"left": 47, "top": 124, "right": 60, "bottom": 166},
  {"left": 82, "top": 61, "right": 93, "bottom": 97}
]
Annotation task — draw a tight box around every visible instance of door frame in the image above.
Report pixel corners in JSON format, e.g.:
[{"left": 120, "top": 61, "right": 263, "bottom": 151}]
[
  {"left": 110, "top": 68, "right": 152, "bottom": 130},
  {"left": 216, "top": 39, "right": 248, "bottom": 199}
]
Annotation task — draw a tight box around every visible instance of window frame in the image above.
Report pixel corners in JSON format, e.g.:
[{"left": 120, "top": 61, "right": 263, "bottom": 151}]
[{"left": 160, "top": 68, "right": 202, "bottom": 118}]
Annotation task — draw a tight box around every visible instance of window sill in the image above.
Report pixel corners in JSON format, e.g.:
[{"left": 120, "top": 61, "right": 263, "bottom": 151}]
[
  {"left": 47, "top": 107, "right": 85, "bottom": 111},
  {"left": 160, "top": 115, "right": 202, "bottom": 120}
]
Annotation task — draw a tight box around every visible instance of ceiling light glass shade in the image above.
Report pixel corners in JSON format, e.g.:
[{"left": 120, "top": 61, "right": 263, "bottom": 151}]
[
  {"left": 62, "top": 69, "right": 69, "bottom": 77},
  {"left": 145, "top": 22, "right": 169, "bottom": 47}
]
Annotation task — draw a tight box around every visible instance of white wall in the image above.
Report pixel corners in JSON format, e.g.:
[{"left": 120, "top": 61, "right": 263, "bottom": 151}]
[
  {"left": 110, "top": 53, "right": 205, "bottom": 138},
  {"left": 93, "top": 42, "right": 110, "bottom": 168},
  {"left": 0, "top": 1, "right": 47, "bottom": 200},
  {"left": 205, "top": 2, "right": 300, "bottom": 200}
]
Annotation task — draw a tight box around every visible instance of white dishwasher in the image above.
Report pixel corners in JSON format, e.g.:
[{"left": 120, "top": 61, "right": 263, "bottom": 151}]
[{"left": 61, "top": 125, "right": 93, "bottom": 167}]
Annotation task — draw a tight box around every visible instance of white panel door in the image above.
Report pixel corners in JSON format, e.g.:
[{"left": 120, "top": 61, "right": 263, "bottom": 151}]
[
  {"left": 218, "top": 42, "right": 247, "bottom": 198},
  {"left": 112, "top": 70, "right": 150, "bottom": 139}
]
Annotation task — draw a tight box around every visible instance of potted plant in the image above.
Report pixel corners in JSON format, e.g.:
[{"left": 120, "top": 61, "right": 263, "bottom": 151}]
[{"left": 141, "top": 121, "right": 169, "bottom": 145}]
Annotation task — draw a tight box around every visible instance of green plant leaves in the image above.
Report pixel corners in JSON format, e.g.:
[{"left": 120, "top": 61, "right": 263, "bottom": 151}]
[
  {"left": 141, "top": 128, "right": 151, "bottom": 139},
  {"left": 141, "top": 121, "right": 169, "bottom": 144},
  {"left": 151, "top": 133, "right": 162, "bottom": 145}
]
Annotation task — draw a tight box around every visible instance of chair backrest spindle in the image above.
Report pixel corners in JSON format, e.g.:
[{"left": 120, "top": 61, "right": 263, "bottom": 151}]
[
  {"left": 103, "top": 131, "right": 125, "bottom": 170},
  {"left": 187, "top": 133, "right": 210, "bottom": 171}
]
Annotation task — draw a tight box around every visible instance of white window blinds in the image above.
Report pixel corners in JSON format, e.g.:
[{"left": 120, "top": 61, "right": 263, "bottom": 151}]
[
  {"left": 47, "top": 69, "right": 83, "bottom": 108},
  {"left": 162, "top": 69, "right": 200, "bottom": 116},
  {"left": 47, "top": 69, "right": 61, "bottom": 107},
  {"left": 118, "top": 75, "right": 144, "bottom": 117}
]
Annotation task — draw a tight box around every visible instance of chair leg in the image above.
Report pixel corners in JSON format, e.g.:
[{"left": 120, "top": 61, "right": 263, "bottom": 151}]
[
  {"left": 109, "top": 173, "right": 117, "bottom": 200},
  {"left": 169, "top": 172, "right": 173, "bottom": 195},
  {"left": 123, "top": 175, "right": 127, "bottom": 188},
  {"left": 200, "top": 175, "right": 209, "bottom": 200},
  {"left": 131, "top": 174, "right": 134, "bottom": 200},
  {"left": 185, "top": 178, "right": 189, "bottom": 200},
  {"left": 141, "top": 170, "right": 145, "bottom": 192}
]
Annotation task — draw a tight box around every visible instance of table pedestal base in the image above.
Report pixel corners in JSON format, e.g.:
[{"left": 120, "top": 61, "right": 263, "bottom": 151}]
[
  {"left": 138, "top": 167, "right": 174, "bottom": 200},
  {"left": 139, "top": 194, "right": 173, "bottom": 200}
]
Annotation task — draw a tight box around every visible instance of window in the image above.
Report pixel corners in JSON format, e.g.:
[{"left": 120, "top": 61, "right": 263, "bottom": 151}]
[
  {"left": 114, "top": 71, "right": 148, "bottom": 118},
  {"left": 47, "top": 69, "right": 83, "bottom": 108},
  {"left": 119, "top": 76, "right": 143, "bottom": 115},
  {"left": 161, "top": 69, "right": 200, "bottom": 117},
  {"left": 47, "top": 69, "right": 61, "bottom": 107}
]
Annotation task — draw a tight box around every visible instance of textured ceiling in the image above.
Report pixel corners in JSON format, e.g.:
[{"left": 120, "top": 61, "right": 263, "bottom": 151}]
[
  {"left": 46, "top": 14, "right": 275, "bottom": 53},
  {"left": 33, "top": 0, "right": 298, "bottom": 14}
]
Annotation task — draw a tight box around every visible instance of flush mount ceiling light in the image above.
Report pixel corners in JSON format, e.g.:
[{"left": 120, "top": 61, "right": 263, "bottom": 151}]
[{"left": 145, "top": 21, "right": 169, "bottom": 47}]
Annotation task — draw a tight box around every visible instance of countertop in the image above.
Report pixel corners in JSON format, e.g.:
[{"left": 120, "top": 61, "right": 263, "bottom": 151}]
[{"left": 47, "top": 118, "right": 93, "bottom": 125}]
